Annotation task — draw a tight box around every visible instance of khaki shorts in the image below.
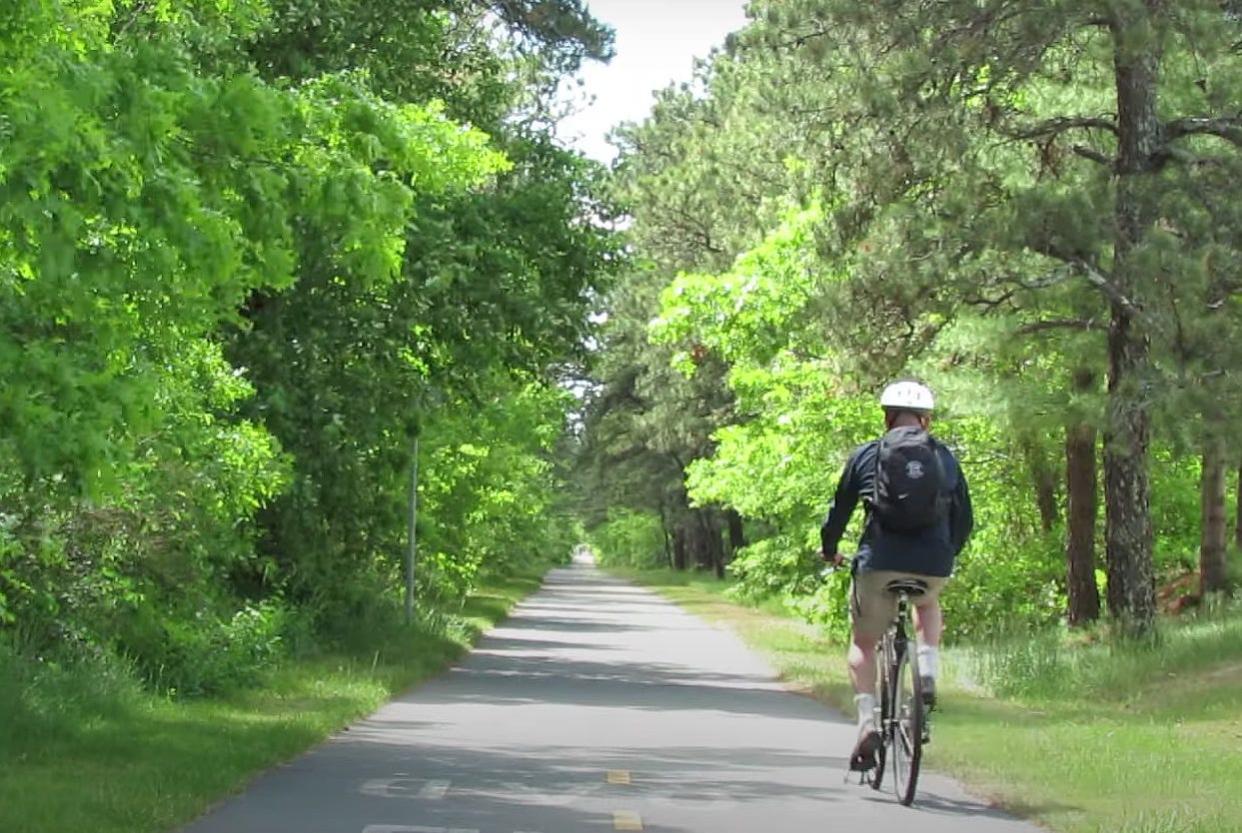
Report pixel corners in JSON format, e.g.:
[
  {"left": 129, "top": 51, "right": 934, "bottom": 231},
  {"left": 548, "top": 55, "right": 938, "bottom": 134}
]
[{"left": 850, "top": 570, "right": 948, "bottom": 642}]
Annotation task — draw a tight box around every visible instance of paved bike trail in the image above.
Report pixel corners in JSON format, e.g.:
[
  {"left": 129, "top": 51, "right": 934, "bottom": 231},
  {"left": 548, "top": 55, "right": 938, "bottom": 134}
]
[{"left": 181, "top": 558, "right": 1044, "bottom": 833}]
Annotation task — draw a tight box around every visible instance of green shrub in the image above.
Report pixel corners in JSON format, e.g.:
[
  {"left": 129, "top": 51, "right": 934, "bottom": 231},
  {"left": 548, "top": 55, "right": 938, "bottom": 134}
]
[
  {"left": 781, "top": 571, "right": 851, "bottom": 641},
  {"left": 726, "top": 535, "right": 820, "bottom": 600},
  {"left": 120, "top": 599, "right": 294, "bottom": 697},
  {"left": 588, "top": 510, "right": 667, "bottom": 568},
  {"left": 945, "top": 530, "right": 1067, "bottom": 641}
]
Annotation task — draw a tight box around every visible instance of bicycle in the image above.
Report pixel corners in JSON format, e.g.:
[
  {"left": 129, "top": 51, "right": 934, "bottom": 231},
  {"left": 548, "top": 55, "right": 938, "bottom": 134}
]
[{"left": 863, "top": 577, "right": 929, "bottom": 806}]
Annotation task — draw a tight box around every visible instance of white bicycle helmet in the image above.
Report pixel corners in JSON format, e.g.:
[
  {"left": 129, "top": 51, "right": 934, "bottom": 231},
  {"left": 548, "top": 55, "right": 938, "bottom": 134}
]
[{"left": 879, "top": 380, "right": 935, "bottom": 412}]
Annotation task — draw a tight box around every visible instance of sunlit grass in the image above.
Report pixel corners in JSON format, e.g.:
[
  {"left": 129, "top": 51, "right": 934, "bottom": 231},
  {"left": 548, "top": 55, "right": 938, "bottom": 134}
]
[
  {"left": 0, "top": 568, "right": 548, "bottom": 833},
  {"left": 616, "top": 568, "right": 1242, "bottom": 833}
]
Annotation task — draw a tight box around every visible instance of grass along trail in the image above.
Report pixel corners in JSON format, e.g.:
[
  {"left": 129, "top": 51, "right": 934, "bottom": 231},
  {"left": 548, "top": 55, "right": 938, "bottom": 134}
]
[{"left": 0, "top": 569, "right": 548, "bottom": 833}]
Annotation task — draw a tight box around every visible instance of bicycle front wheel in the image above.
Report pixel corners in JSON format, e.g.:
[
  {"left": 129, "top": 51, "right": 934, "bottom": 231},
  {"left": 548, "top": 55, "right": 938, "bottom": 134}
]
[{"left": 889, "top": 638, "right": 923, "bottom": 805}]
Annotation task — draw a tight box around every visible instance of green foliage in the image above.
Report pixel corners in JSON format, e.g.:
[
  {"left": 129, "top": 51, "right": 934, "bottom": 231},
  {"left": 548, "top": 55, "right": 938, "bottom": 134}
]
[
  {"left": 417, "top": 380, "right": 580, "bottom": 604},
  {"left": 964, "top": 599, "right": 1242, "bottom": 701},
  {"left": 121, "top": 599, "right": 300, "bottom": 696},
  {"left": 0, "top": 0, "right": 617, "bottom": 701},
  {"left": 725, "top": 536, "right": 825, "bottom": 601},
  {"left": 949, "top": 534, "right": 1067, "bottom": 640},
  {"left": 587, "top": 510, "right": 667, "bottom": 569},
  {"left": 584, "top": 0, "right": 1242, "bottom": 642}
]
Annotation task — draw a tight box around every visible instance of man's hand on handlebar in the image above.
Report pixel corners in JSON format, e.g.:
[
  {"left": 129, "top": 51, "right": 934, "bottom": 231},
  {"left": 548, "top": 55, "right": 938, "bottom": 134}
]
[{"left": 820, "top": 551, "right": 847, "bottom": 580}]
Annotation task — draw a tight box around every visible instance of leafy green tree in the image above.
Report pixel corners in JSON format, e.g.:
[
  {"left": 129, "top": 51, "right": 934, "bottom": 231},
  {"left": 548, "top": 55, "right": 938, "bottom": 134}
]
[
  {"left": 576, "top": 272, "right": 738, "bottom": 576},
  {"left": 740, "top": 0, "right": 1242, "bottom": 635},
  {"left": 587, "top": 0, "right": 1242, "bottom": 641},
  {"left": 419, "top": 377, "right": 578, "bottom": 600},
  {"left": 0, "top": 0, "right": 620, "bottom": 682},
  {"left": 229, "top": 4, "right": 620, "bottom": 615},
  {"left": 1, "top": 1, "right": 501, "bottom": 645}
]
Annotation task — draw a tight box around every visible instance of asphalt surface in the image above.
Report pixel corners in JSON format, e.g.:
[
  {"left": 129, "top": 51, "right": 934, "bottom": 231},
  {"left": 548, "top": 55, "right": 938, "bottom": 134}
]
[{"left": 181, "top": 557, "right": 1043, "bottom": 833}]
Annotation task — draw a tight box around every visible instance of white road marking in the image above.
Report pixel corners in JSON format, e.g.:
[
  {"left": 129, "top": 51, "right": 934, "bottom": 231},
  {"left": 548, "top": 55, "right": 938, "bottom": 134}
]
[
  {"left": 418, "top": 779, "right": 452, "bottom": 800},
  {"left": 362, "top": 826, "right": 477, "bottom": 833},
  {"left": 647, "top": 789, "right": 737, "bottom": 810},
  {"left": 360, "top": 777, "right": 450, "bottom": 799},
  {"left": 454, "top": 781, "right": 601, "bottom": 807},
  {"left": 360, "top": 778, "right": 412, "bottom": 798}
]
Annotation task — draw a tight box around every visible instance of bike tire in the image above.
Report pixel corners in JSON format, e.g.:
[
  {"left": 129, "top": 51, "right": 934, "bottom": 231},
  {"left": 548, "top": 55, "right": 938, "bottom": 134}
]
[{"left": 889, "top": 636, "right": 923, "bottom": 806}]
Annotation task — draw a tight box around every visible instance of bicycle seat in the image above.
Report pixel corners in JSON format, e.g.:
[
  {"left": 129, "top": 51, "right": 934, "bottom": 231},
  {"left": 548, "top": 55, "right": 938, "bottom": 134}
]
[{"left": 884, "top": 579, "right": 929, "bottom": 597}]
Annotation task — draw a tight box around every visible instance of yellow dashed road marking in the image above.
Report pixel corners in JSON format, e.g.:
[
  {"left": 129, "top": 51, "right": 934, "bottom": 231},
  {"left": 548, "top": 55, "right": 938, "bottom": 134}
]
[
  {"left": 613, "top": 811, "right": 643, "bottom": 831},
  {"left": 606, "top": 770, "right": 631, "bottom": 785}
]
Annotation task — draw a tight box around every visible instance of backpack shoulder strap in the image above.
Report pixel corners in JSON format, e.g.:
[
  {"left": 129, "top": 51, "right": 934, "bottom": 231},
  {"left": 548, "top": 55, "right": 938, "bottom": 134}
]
[
  {"left": 866, "top": 436, "right": 883, "bottom": 507},
  {"left": 931, "top": 437, "right": 958, "bottom": 485}
]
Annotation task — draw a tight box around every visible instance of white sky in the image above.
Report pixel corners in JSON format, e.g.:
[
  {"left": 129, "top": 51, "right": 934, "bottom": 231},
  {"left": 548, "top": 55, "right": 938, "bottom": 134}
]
[{"left": 557, "top": 0, "right": 751, "bottom": 163}]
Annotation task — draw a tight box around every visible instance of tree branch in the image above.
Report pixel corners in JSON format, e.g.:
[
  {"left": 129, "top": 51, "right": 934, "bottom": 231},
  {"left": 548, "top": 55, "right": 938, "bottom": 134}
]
[
  {"left": 1070, "top": 257, "right": 1141, "bottom": 317},
  {"left": 783, "top": 26, "right": 833, "bottom": 49},
  {"left": 1016, "top": 318, "right": 1100, "bottom": 336},
  {"left": 1166, "top": 116, "right": 1242, "bottom": 147},
  {"left": 1004, "top": 115, "right": 1118, "bottom": 140},
  {"left": 963, "top": 287, "right": 1019, "bottom": 311},
  {"left": 1072, "top": 145, "right": 1115, "bottom": 167},
  {"left": 1025, "top": 242, "right": 1152, "bottom": 322},
  {"left": 963, "top": 270, "right": 1072, "bottom": 313},
  {"left": 1151, "top": 143, "right": 1237, "bottom": 170},
  {"left": 1016, "top": 272, "right": 1071, "bottom": 291}
]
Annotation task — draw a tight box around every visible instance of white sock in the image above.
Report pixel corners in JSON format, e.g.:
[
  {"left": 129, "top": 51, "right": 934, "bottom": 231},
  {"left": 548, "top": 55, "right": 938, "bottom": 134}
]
[
  {"left": 855, "top": 693, "right": 876, "bottom": 729},
  {"left": 917, "top": 645, "right": 939, "bottom": 680}
]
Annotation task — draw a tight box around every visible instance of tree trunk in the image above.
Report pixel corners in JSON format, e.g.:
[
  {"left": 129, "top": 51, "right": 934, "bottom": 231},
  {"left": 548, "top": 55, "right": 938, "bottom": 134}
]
[
  {"left": 684, "top": 513, "right": 708, "bottom": 571},
  {"left": 725, "top": 509, "right": 746, "bottom": 554},
  {"left": 1065, "top": 422, "right": 1101, "bottom": 626},
  {"left": 709, "top": 519, "right": 726, "bottom": 579},
  {"left": 1201, "top": 441, "right": 1229, "bottom": 594},
  {"left": 1235, "top": 465, "right": 1242, "bottom": 551},
  {"left": 1024, "top": 439, "right": 1060, "bottom": 533},
  {"left": 658, "top": 500, "right": 674, "bottom": 568},
  {"left": 688, "top": 509, "right": 725, "bottom": 577},
  {"left": 1103, "top": 4, "right": 1161, "bottom": 635},
  {"left": 688, "top": 524, "right": 705, "bottom": 571},
  {"left": 672, "top": 526, "right": 688, "bottom": 570}
]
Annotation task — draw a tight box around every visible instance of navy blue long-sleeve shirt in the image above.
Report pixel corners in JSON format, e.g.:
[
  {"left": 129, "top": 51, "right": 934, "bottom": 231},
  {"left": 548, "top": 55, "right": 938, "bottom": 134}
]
[{"left": 820, "top": 437, "right": 973, "bottom": 577}]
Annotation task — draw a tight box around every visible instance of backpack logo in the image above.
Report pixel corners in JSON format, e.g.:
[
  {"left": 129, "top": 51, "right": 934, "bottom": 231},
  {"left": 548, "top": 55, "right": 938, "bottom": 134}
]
[{"left": 906, "top": 461, "right": 925, "bottom": 479}]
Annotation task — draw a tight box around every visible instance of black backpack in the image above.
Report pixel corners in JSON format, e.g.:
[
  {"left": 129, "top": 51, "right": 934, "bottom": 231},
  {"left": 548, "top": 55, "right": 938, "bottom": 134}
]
[{"left": 871, "top": 426, "right": 950, "bottom": 532}]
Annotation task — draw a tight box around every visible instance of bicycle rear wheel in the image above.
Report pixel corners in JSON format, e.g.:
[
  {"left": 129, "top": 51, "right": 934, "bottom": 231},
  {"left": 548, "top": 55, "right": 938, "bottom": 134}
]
[{"left": 889, "top": 636, "right": 924, "bottom": 805}]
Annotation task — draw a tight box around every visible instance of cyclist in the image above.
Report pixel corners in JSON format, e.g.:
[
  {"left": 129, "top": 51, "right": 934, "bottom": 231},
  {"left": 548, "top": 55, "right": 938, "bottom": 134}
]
[{"left": 820, "top": 380, "right": 973, "bottom": 771}]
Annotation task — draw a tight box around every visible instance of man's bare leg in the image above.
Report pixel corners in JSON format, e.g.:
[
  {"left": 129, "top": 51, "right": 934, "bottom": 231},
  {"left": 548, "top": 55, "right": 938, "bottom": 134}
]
[
  {"left": 848, "top": 632, "right": 878, "bottom": 700},
  {"left": 912, "top": 598, "right": 942, "bottom": 705},
  {"left": 847, "top": 631, "right": 882, "bottom": 768},
  {"left": 912, "top": 597, "right": 942, "bottom": 646}
]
